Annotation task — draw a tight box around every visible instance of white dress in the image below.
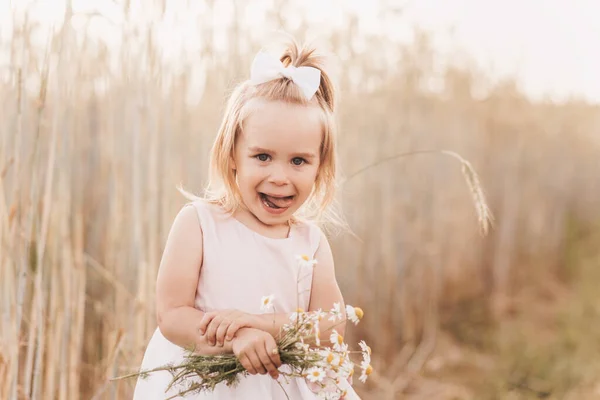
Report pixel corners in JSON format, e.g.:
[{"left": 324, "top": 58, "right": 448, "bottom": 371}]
[{"left": 132, "top": 201, "right": 360, "bottom": 399}]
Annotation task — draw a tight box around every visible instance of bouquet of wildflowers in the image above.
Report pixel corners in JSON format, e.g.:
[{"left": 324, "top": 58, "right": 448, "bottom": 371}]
[
  {"left": 258, "top": 296, "right": 372, "bottom": 399},
  {"left": 114, "top": 255, "right": 372, "bottom": 400}
]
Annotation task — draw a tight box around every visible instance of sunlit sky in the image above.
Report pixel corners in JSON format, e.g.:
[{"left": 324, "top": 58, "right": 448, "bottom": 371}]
[{"left": 1, "top": 0, "right": 599, "bottom": 103}]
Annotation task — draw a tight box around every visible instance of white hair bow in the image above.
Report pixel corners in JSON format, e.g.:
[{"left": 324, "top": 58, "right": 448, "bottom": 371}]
[{"left": 250, "top": 50, "right": 321, "bottom": 100}]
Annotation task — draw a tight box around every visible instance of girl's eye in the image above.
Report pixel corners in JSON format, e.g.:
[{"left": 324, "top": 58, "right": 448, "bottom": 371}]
[
  {"left": 291, "top": 157, "right": 306, "bottom": 166},
  {"left": 256, "top": 154, "right": 270, "bottom": 162}
]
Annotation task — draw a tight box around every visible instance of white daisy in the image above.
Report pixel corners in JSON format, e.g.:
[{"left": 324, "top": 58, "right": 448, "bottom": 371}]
[
  {"left": 328, "top": 302, "right": 342, "bottom": 322},
  {"left": 290, "top": 307, "right": 307, "bottom": 324},
  {"left": 305, "top": 367, "right": 326, "bottom": 383},
  {"left": 299, "top": 318, "right": 316, "bottom": 335},
  {"left": 282, "top": 323, "right": 294, "bottom": 332},
  {"left": 329, "top": 329, "right": 345, "bottom": 351},
  {"left": 345, "top": 305, "right": 364, "bottom": 325},
  {"left": 359, "top": 360, "right": 373, "bottom": 383},
  {"left": 317, "top": 349, "right": 330, "bottom": 360},
  {"left": 323, "top": 351, "right": 341, "bottom": 367},
  {"left": 335, "top": 352, "right": 347, "bottom": 368},
  {"left": 358, "top": 340, "right": 372, "bottom": 363},
  {"left": 295, "top": 341, "right": 309, "bottom": 353},
  {"left": 339, "top": 359, "right": 355, "bottom": 379},
  {"left": 296, "top": 254, "right": 318, "bottom": 269},
  {"left": 318, "top": 391, "right": 341, "bottom": 400},
  {"left": 358, "top": 340, "right": 371, "bottom": 355},
  {"left": 329, "top": 329, "right": 343, "bottom": 346},
  {"left": 260, "top": 294, "right": 275, "bottom": 312},
  {"left": 314, "top": 319, "right": 321, "bottom": 346},
  {"left": 313, "top": 308, "right": 327, "bottom": 321}
]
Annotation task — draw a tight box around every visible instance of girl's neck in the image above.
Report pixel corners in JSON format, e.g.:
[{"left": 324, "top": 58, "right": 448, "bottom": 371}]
[{"left": 232, "top": 207, "right": 292, "bottom": 239}]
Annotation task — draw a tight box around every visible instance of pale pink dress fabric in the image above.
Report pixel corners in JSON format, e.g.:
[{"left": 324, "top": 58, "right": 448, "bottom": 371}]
[{"left": 133, "top": 200, "right": 360, "bottom": 399}]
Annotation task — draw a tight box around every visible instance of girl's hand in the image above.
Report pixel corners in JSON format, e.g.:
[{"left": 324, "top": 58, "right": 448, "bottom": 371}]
[
  {"left": 198, "top": 309, "right": 256, "bottom": 347},
  {"left": 232, "top": 328, "right": 281, "bottom": 379}
]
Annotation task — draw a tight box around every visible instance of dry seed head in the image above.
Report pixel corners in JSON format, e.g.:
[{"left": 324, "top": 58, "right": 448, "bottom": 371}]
[{"left": 441, "top": 150, "right": 495, "bottom": 235}]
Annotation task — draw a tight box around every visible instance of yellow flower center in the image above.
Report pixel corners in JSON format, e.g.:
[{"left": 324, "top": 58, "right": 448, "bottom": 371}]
[
  {"left": 311, "top": 371, "right": 320, "bottom": 377},
  {"left": 296, "top": 308, "right": 304, "bottom": 313},
  {"left": 301, "top": 255, "right": 309, "bottom": 261},
  {"left": 326, "top": 353, "right": 334, "bottom": 363},
  {"left": 354, "top": 307, "right": 364, "bottom": 320},
  {"left": 337, "top": 334, "right": 344, "bottom": 345},
  {"left": 263, "top": 298, "right": 269, "bottom": 305},
  {"left": 366, "top": 365, "right": 373, "bottom": 375},
  {"left": 349, "top": 368, "right": 354, "bottom": 377}
]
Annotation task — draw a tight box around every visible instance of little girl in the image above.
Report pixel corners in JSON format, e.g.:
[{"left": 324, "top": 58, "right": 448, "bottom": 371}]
[{"left": 133, "top": 38, "right": 359, "bottom": 399}]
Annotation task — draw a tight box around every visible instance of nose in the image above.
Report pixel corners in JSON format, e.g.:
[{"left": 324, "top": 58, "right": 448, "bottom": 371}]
[{"left": 267, "top": 163, "right": 290, "bottom": 186}]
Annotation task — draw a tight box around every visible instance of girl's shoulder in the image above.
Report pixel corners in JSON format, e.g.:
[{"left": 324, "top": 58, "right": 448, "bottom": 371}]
[
  {"left": 184, "top": 198, "right": 219, "bottom": 213},
  {"left": 291, "top": 216, "right": 325, "bottom": 253},
  {"left": 183, "top": 198, "right": 230, "bottom": 225}
]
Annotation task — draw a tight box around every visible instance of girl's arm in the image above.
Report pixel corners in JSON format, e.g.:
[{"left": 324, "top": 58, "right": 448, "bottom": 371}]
[
  {"left": 155, "top": 205, "right": 233, "bottom": 356},
  {"left": 251, "top": 230, "right": 347, "bottom": 342}
]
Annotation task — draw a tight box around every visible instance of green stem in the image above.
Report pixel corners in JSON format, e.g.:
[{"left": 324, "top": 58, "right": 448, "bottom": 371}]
[{"left": 110, "top": 364, "right": 187, "bottom": 381}]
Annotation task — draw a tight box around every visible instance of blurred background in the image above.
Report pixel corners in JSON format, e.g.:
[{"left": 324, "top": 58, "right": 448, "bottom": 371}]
[{"left": 1, "top": 0, "right": 599, "bottom": 399}]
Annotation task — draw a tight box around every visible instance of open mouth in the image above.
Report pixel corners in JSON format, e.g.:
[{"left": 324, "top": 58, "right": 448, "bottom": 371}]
[{"left": 259, "top": 192, "right": 295, "bottom": 211}]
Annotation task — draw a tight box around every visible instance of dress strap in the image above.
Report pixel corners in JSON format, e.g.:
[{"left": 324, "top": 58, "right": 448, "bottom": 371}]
[
  {"left": 307, "top": 223, "right": 322, "bottom": 257},
  {"left": 186, "top": 200, "right": 219, "bottom": 245}
]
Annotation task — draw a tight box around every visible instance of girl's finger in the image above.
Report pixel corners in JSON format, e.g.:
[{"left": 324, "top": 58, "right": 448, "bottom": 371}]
[
  {"left": 204, "top": 317, "right": 222, "bottom": 346},
  {"left": 198, "top": 312, "right": 216, "bottom": 335},
  {"left": 258, "top": 342, "right": 280, "bottom": 379},
  {"left": 225, "top": 321, "right": 242, "bottom": 342},
  {"left": 238, "top": 353, "right": 256, "bottom": 375},
  {"left": 246, "top": 349, "right": 267, "bottom": 375},
  {"left": 215, "top": 321, "right": 230, "bottom": 346},
  {"left": 263, "top": 334, "right": 282, "bottom": 368}
]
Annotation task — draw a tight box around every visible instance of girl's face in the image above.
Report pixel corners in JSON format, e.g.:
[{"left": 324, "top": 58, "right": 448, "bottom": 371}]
[{"left": 232, "top": 99, "right": 323, "bottom": 228}]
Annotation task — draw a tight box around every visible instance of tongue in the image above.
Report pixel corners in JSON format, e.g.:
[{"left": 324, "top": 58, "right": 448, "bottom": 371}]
[{"left": 265, "top": 195, "right": 293, "bottom": 208}]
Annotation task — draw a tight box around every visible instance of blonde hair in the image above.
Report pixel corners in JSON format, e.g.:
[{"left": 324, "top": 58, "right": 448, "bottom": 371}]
[{"left": 181, "top": 37, "right": 346, "bottom": 232}]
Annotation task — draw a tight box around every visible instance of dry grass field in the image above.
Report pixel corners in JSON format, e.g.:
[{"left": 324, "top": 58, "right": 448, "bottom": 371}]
[{"left": 1, "top": 2, "right": 599, "bottom": 399}]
